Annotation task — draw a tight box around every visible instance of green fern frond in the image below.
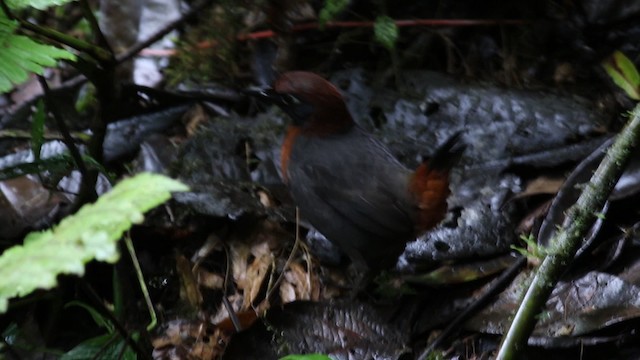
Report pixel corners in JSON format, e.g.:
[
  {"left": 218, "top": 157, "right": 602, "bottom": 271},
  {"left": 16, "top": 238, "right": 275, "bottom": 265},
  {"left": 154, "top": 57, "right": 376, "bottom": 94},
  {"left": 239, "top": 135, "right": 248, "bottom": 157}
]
[
  {"left": 0, "top": 11, "right": 76, "bottom": 93},
  {"left": 0, "top": 173, "right": 189, "bottom": 313}
]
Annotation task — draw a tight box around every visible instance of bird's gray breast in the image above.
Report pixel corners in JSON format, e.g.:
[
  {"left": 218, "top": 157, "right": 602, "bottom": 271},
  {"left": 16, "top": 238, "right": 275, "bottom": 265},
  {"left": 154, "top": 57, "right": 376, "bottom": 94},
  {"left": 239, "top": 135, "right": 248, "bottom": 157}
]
[{"left": 285, "top": 128, "right": 415, "bottom": 268}]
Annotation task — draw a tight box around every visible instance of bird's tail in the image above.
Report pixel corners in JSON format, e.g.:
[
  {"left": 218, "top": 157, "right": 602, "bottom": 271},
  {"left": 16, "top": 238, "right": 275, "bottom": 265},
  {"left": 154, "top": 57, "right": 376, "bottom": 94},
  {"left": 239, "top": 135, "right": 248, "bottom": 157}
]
[
  {"left": 408, "top": 131, "right": 465, "bottom": 232},
  {"left": 426, "top": 131, "right": 466, "bottom": 171}
]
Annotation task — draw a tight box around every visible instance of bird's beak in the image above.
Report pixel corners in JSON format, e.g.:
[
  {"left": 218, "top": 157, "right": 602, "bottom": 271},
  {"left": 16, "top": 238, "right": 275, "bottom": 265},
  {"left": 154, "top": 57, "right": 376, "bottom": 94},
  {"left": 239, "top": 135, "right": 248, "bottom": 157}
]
[
  {"left": 244, "top": 88, "right": 288, "bottom": 107},
  {"left": 244, "top": 87, "right": 275, "bottom": 99}
]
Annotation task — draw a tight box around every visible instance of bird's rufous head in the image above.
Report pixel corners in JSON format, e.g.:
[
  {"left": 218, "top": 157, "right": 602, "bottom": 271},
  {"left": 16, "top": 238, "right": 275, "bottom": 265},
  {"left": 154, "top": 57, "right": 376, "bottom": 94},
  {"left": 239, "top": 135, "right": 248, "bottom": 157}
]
[{"left": 263, "top": 72, "right": 355, "bottom": 135}]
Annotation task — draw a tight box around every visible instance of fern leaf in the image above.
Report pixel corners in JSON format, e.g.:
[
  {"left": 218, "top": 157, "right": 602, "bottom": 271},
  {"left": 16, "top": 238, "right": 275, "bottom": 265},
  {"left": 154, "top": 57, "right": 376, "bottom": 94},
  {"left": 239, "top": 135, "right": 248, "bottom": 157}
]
[
  {"left": 0, "top": 11, "right": 76, "bottom": 92},
  {"left": 0, "top": 173, "right": 189, "bottom": 313}
]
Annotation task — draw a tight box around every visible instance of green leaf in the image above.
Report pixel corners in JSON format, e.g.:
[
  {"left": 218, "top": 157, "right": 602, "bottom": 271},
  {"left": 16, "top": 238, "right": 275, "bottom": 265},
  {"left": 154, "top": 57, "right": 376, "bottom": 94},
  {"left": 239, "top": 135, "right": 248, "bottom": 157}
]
[
  {"left": 6, "top": 0, "right": 78, "bottom": 11},
  {"left": 0, "top": 153, "right": 114, "bottom": 183},
  {"left": 602, "top": 51, "right": 640, "bottom": 100},
  {"left": 0, "top": 12, "right": 76, "bottom": 93},
  {"left": 0, "top": 155, "right": 75, "bottom": 180},
  {"left": 510, "top": 233, "right": 547, "bottom": 259},
  {"left": 65, "top": 301, "right": 114, "bottom": 333},
  {"left": 31, "top": 99, "right": 46, "bottom": 163},
  {"left": 280, "top": 355, "right": 332, "bottom": 360},
  {"left": 318, "top": 0, "right": 349, "bottom": 25},
  {"left": 60, "top": 332, "right": 138, "bottom": 360},
  {"left": 0, "top": 173, "right": 189, "bottom": 313},
  {"left": 374, "top": 15, "right": 398, "bottom": 51},
  {"left": 75, "top": 83, "right": 97, "bottom": 114}
]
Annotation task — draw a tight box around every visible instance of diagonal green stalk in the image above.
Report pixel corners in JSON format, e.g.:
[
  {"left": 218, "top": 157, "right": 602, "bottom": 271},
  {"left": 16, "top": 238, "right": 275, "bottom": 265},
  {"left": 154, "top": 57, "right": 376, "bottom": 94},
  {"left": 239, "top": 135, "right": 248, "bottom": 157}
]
[
  {"left": 79, "top": 0, "right": 115, "bottom": 56},
  {"left": 124, "top": 234, "right": 157, "bottom": 331},
  {"left": 496, "top": 105, "right": 640, "bottom": 359},
  {"left": 17, "top": 18, "right": 113, "bottom": 64}
]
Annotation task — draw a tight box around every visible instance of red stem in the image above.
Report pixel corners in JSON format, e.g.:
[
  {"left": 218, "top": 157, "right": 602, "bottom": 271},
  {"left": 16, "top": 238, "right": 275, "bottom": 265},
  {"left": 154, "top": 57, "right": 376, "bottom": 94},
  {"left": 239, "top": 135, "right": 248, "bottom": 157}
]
[{"left": 140, "top": 18, "right": 527, "bottom": 57}]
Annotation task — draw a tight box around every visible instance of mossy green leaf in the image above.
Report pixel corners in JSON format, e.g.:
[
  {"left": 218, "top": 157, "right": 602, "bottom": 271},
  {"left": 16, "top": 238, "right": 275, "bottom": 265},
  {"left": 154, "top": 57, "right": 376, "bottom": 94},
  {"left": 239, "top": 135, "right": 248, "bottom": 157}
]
[
  {"left": 374, "top": 15, "right": 398, "bottom": 51},
  {"left": 319, "top": 0, "right": 349, "bottom": 25},
  {"left": 0, "top": 173, "right": 189, "bottom": 313},
  {"left": 602, "top": 51, "right": 640, "bottom": 100}
]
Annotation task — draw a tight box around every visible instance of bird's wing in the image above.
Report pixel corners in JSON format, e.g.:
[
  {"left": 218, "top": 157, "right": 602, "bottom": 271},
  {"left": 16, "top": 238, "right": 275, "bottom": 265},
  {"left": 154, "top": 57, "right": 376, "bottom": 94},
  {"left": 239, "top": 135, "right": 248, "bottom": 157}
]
[{"left": 294, "top": 163, "right": 414, "bottom": 239}]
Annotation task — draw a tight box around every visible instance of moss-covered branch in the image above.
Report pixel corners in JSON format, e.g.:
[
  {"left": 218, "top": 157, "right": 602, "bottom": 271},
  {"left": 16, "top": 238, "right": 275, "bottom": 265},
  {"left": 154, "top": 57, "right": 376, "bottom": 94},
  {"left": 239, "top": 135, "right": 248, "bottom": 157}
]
[
  {"left": 496, "top": 105, "right": 640, "bottom": 360},
  {"left": 17, "top": 18, "right": 113, "bottom": 64}
]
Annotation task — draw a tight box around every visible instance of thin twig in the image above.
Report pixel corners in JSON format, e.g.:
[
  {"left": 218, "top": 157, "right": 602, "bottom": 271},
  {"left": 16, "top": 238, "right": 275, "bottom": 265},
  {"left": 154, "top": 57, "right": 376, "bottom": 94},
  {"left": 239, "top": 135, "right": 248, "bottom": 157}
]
[
  {"left": 37, "top": 76, "right": 94, "bottom": 198},
  {"left": 221, "top": 296, "right": 242, "bottom": 332},
  {"left": 57, "top": 0, "right": 214, "bottom": 89},
  {"left": 262, "top": 207, "right": 302, "bottom": 305},
  {"left": 116, "top": 0, "right": 214, "bottom": 65},
  {"left": 221, "top": 239, "right": 242, "bottom": 332}
]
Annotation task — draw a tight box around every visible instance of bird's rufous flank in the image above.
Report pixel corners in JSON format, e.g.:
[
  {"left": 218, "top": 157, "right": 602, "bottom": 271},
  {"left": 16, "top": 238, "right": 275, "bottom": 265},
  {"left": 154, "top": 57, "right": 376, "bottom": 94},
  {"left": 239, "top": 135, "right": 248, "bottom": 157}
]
[{"left": 255, "top": 71, "right": 464, "bottom": 274}]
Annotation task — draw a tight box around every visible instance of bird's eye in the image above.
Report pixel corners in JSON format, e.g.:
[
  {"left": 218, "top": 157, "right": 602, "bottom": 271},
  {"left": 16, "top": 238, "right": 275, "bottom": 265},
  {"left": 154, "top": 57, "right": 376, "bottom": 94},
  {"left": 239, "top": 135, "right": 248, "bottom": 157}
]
[{"left": 282, "top": 94, "right": 301, "bottom": 105}]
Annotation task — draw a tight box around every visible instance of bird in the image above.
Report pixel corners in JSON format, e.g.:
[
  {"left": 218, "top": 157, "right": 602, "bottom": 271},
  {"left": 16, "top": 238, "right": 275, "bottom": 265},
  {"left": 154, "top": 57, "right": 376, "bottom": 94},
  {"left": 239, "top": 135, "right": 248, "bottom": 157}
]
[{"left": 253, "top": 71, "right": 464, "bottom": 277}]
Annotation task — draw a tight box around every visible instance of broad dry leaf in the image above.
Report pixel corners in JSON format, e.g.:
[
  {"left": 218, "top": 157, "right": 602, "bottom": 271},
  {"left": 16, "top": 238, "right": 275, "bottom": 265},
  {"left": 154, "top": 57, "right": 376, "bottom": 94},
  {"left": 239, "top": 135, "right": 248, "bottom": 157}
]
[
  {"left": 233, "top": 240, "right": 272, "bottom": 291},
  {"left": 280, "top": 281, "right": 297, "bottom": 303},
  {"left": 230, "top": 242, "right": 251, "bottom": 291},
  {"left": 184, "top": 104, "right": 209, "bottom": 136},
  {"left": 516, "top": 176, "right": 565, "bottom": 198},
  {"left": 176, "top": 254, "right": 203, "bottom": 308},
  {"left": 151, "top": 319, "right": 220, "bottom": 360},
  {"left": 280, "top": 262, "right": 312, "bottom": 302},
  {"left": 241, "top": 251, "right": 273, "bottom": 309},
  {"left": 196, "top": 268, "right": 224, "bottom": 289}
]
